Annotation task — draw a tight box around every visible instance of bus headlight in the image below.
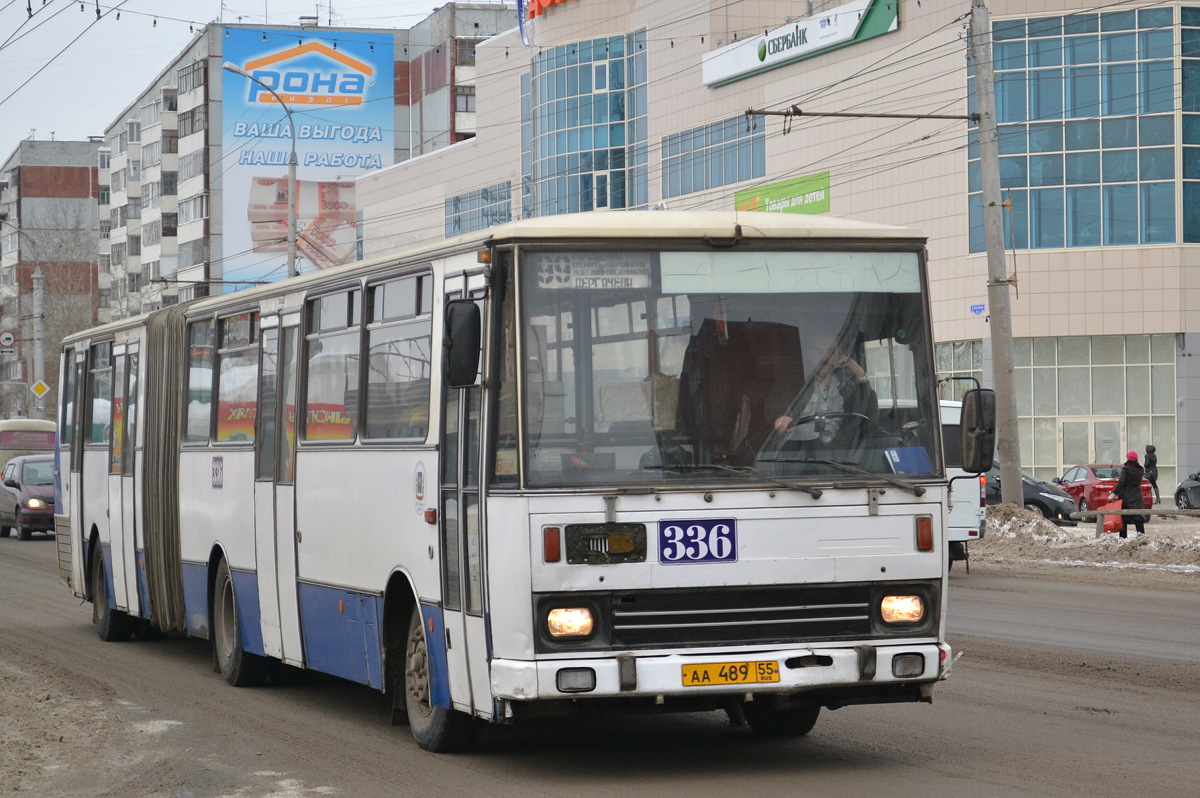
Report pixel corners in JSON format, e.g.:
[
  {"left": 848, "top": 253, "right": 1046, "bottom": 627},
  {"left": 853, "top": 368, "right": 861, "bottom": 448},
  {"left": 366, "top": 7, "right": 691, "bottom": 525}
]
[
  {"left": 880, "top": 594, "right": 925, "bottom": 624},
  {"left": 546, "top": 607, "right": 595, "bottom": 638}
]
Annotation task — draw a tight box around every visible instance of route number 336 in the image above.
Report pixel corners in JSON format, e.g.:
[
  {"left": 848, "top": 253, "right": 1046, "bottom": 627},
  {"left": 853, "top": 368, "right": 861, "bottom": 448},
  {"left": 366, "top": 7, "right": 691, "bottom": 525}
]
[{"left": 658, "top": 519, "right": 737, "bottom": 564}]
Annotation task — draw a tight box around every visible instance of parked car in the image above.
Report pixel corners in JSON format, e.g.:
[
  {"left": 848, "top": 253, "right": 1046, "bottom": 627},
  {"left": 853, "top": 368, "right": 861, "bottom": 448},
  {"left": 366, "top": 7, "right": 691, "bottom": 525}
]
[
  {"left": 1053, "top": 464, "right": 1154, "bottom": 513},
  {"left": 984, "top": 462, "right": 1078, "bottom": 525},
  {"left": 0, "top": 454, "right": 55, "bottom": 541},
  {"left": 1173, "top": 473, "right": 1200, "bottom": 509}
]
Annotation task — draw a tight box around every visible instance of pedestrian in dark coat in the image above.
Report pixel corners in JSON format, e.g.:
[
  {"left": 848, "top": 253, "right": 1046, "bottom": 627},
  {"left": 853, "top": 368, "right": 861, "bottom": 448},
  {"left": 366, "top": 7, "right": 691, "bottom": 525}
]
[
  {"left": 1144, "top": 444, "right": 1159, "bottom": 504},
  {"left": 1111, "top": 451, "right": 1146, "bottom": 538}
]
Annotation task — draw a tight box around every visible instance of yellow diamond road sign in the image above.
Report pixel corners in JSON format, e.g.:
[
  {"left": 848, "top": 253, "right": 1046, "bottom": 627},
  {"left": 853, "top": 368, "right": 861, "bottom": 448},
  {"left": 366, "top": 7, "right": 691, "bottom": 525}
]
[{"left": 30, "top": 379, "right": 50, "bottom": 398}]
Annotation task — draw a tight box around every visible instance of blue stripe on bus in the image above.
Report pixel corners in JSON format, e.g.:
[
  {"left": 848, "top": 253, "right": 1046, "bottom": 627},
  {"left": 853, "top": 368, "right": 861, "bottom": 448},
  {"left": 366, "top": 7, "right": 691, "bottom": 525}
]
[
  {"left": 419, "top": 602, "right": 451, "bottom": 710},
  {"left": 230, "top": 569, "right": 265, "bottom": 657},
  {"left": 298, "top": 583, "right": 384, "bottom": 690},
  {"left": 181, "top": 561, "right": 209, "bottom": 637}
]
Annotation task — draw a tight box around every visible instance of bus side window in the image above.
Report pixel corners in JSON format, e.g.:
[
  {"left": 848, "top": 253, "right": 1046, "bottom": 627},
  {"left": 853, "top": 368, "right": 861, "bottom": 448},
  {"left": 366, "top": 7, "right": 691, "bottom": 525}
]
[{"left": 943, "top": 424, "right": 962, "bottom": 469}]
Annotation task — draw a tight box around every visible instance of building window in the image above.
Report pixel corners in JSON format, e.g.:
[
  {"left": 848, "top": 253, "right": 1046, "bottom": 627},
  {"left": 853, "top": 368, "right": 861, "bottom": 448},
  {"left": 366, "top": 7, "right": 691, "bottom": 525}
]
[
  {"left": 178, "top": 194, "right": 208, "bottom": 224},
  {"left": 444, "top": 182, "right": 512, "bottom": 237},
  {"left": 163, "top": 130, "right": 178, "bottom": 153},
  {"left": 456, "top": 38, "right": 483, "bottom": 66},
  {"left": 180, "top": 150, "right": 206, "bottom": 180},
  {"left": 969, "top": 9, "right": 1178, "bottom": 250},
  {"left": 524, "top": 30, "right": 649, "bottom": 215},
  {"left": 179, "top": 238, "right": 207, "bottom": 268},
  {"left": 98, "top": 186, "right": 110, "bottom": 205},
  {"left": 661, "top": 115, "right": 766, "bottom": 199},
  {"left": 455, "top": 84, "right": 476, "bottom": 113},
  {"left": 161, "top": 212, "right": 177, "bottom": 237},
  {"left": 143, "top": 141, "right": 162, "bottom": 167},
  {"left": 178, "top": 60, "right": 206, "bottom": 93},
  {"left": 179, "top": 107, "right": 207, "bottom": 138},
  {"left": 127, "top": 120, "right": 141, "bottom": 144}
]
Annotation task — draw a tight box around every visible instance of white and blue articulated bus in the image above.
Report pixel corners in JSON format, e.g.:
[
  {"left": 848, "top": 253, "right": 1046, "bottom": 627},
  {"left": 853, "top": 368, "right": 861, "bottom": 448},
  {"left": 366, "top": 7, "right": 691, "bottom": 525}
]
[{"left": 54, "top": 211, "right": 995, "bottom": 751}]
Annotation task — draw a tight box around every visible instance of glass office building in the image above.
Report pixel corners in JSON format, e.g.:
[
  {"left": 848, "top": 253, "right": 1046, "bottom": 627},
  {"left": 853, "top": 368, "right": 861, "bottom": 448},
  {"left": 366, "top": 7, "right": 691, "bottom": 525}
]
[{"left": 357, "top": 1, "right": 1200, "bottom": 489}]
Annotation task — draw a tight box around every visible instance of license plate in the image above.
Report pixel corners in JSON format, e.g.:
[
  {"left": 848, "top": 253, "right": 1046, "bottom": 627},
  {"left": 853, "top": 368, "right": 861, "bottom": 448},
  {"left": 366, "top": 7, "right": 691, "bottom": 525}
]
[{"left": 681, "top": 660, "right": 780, "bottom": 687}]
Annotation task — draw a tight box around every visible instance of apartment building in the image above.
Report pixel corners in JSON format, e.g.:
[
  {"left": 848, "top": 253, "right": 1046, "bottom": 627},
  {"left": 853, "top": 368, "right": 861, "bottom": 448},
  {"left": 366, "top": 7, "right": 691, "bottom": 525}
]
[
  {"left": 97, "top": 4, "right": 514, "bottom": 319},
  {"left": 0, "top": 138, "right": 102, "bottom": 417}
]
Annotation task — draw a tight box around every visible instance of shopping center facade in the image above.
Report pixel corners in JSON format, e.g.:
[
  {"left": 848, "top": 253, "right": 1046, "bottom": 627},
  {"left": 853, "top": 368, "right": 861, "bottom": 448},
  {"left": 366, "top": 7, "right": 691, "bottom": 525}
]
[{"left": 357, "top": 0, "right": 1200, "bottom": 489}]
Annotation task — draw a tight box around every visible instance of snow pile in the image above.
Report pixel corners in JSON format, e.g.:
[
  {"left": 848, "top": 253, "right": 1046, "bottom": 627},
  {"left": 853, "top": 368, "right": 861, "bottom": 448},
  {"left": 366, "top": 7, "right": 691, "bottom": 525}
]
[{"left": 975, "top": 504, "right": 1200, "bottom": 574}]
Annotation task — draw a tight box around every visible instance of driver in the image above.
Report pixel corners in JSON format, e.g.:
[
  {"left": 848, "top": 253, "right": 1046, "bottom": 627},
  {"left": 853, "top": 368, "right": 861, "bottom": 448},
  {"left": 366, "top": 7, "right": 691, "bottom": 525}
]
[{"left": 772, "top": 326, "right": 873, "bottom": 448}]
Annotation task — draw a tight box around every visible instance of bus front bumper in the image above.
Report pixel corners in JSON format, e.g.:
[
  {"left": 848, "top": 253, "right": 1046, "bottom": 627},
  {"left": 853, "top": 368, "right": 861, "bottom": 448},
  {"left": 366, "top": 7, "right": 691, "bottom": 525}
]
[{"left": 491, "top": 642, "right": 952, "bottom": 702}]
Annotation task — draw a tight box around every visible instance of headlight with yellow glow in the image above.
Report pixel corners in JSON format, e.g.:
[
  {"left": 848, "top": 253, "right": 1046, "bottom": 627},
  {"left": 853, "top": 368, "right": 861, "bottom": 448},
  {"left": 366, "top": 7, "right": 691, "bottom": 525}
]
[
  {"left": 546, "top": 607, "right": 595, "bottom": 638},
  {"left": 880, "top": 594, "right": 925, "bottom": 624},
  {"left": 26, "top": 498, "right": 45, "bottom": 509}
]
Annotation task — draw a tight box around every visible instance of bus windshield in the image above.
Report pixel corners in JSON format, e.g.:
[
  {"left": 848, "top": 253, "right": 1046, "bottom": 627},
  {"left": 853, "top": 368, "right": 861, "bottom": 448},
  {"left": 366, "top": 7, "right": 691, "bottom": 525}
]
[{"left": 503, "top": 246, "right": 942, "bottom": 488}]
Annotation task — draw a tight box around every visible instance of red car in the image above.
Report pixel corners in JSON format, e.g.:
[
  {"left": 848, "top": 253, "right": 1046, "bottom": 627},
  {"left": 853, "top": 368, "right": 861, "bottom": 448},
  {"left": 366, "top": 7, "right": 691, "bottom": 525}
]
[{"left": 1053, "top": 464, "right": 1154, "bottom": 512}]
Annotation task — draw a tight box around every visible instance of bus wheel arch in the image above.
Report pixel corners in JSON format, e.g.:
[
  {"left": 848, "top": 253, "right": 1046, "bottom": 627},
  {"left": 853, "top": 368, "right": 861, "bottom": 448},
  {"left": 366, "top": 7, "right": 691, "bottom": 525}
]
[
  {"left": 89, "top": 527, "right": 134, "bottom": 642},
  {"left": 381, "top": 573, "right": 477, "bottom": 752},
  {"left": 209, "top": 551, "right": 269, "bottom": 687}
]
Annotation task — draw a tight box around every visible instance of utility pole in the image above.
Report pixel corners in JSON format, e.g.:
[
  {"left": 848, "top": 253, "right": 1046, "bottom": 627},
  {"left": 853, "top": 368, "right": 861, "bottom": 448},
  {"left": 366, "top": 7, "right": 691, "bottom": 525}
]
[
  {"left": 32, "top": 265, "right": 46, "bottom": 420},
  {"left": 970, "top": 0, "right": 1022, "bottom": 504}
]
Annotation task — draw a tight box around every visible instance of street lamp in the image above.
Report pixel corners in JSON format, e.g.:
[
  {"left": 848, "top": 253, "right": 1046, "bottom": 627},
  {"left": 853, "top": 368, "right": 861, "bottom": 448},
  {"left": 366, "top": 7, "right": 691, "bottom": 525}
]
[
  {"left": 222, "top": 61, "right": 298, "bottom": 279},
  {"left": 0, "top": 218, "right": 46, "bottom": 419}
]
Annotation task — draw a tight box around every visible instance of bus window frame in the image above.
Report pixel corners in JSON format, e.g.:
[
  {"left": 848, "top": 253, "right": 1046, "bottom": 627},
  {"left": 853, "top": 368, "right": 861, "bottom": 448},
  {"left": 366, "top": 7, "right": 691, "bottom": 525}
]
[{"left": 300, "top": 283, "right": 364, "bottom": 445}]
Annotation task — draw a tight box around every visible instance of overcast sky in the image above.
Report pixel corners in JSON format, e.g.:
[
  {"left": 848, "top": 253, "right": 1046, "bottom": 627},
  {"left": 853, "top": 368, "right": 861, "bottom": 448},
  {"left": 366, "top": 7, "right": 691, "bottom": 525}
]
[{"left": 0, "top": 1, "right": 516, "bottom": 159}]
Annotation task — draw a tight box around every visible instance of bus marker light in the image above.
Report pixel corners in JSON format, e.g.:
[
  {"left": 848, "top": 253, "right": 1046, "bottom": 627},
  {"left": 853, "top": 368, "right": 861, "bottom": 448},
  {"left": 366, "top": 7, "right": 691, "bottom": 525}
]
[
  {"left": 338, "top": 599, "right": 344, "bottom": 613},
  {"left": 880, "top": 595, "right": 924, "bottom": 624},
  {"left": 556, "top": 667, "right": 596, "bottom": 693},
  {"left": 544, "top": 527, "right": 561, "bottom": 562},
  {"left": 915, "top": 516, "right": 934, "bottom": 551},
  {"left": 546, "top": 607, "right": 594, "bottom": 637}
]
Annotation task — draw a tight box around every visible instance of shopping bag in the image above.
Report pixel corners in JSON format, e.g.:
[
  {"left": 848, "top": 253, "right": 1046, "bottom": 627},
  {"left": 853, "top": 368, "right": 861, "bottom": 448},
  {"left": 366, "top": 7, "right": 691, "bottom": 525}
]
[{"left": 1100, "top": 500, "right": 1123, "bottom": 533}]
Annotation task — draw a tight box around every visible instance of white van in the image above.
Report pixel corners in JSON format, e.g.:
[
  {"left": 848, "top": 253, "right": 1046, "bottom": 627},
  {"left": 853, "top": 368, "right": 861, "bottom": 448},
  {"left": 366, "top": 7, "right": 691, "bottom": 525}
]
[{"left": 941, "top": 400, "right": 985, "bottom": 568}]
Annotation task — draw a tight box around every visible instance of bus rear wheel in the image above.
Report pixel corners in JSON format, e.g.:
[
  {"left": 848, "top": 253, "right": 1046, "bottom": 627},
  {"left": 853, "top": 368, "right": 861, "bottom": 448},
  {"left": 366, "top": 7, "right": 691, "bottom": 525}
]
[
  {"left": 743, "top": 703, "right": 820, "bottom": 737},
  {"left": 403, "top": 606, "right": 477, "bottom": 752},
  {"left": 91, "top": 545, "right": 134, "bottom": 642},
  {"left": 213, "top": 558, "right": 269, "bottom": 687}
]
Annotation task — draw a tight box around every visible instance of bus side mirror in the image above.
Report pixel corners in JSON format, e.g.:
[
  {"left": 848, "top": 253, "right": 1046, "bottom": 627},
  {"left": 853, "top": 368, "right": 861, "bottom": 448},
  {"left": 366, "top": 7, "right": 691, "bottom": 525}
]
[
  {"left": 959, "top": 387, "right": 996, "bottom": 474},
  {"left": 444, "top": 299, "right": 482, "bottom": 388}
]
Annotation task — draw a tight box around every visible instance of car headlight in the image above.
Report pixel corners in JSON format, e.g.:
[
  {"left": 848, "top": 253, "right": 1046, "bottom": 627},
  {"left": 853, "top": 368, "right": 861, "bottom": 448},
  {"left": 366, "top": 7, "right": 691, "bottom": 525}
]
[
  {"left": 26, "top": 498, "right": 45, "bottom": 509},
  {"left": 1039, "top": 492, "right": 1065, "bottom": 502},
  {"left": 546, "top": 607, "right": 595, "bottom": 638},
  {"left": 880, "top": 595, "right": 925, "bottom": 624}
]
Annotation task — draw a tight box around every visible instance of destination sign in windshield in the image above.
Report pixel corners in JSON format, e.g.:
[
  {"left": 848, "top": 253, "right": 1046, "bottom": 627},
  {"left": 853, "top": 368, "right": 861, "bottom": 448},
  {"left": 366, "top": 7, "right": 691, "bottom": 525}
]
[{"left": 529, "top": 252, "right": 654, "bottom": 290}]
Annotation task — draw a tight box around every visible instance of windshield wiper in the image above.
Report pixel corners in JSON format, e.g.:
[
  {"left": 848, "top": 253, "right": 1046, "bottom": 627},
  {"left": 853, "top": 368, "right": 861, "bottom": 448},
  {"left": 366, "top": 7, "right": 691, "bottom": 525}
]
[
  {"left": 757, "top": 457, "right": 926, "bottom": 497},
  {"left": 644, "top": 463, "right": 823, "bottom": 498}
]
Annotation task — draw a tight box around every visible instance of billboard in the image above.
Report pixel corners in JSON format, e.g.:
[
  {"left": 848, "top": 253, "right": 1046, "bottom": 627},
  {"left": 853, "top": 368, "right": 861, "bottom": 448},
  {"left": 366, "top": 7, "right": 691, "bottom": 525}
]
[
  {"left": 735, "top": 172, "right": 830, "bottom": 215},
  {"left": 702, "top": 0, "right": 899, "bottom": 87},
  {"left": 221, "top": 29, "right": 395, "bottom": 285}
]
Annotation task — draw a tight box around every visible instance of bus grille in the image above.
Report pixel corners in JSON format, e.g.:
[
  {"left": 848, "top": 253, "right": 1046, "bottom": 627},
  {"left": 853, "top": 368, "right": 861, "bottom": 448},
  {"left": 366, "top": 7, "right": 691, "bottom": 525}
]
[{"left": 607, "top": 584, "right": 873, "bottom": 649}]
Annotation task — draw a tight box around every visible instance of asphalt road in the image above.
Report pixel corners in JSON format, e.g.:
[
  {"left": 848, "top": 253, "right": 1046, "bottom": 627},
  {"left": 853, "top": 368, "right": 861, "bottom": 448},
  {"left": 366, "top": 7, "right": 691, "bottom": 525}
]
[{"left": 3, "top": 535, "right": 1198, "bottom": 798}]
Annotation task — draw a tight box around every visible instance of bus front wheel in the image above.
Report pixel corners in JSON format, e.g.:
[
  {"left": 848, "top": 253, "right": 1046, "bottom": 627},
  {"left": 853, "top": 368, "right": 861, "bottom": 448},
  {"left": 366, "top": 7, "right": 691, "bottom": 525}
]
[
  {"left": 91, "top": 545, "right": 134, "bottom": 642},
  {"left": 213, "top": 558, "right": 269, "bottom": 687},
  {"left": 403, "top": 606, "right": 477, "bottom": 752},
  {"left": 743, "top": 703, "right": 820, "bottom": 737}
]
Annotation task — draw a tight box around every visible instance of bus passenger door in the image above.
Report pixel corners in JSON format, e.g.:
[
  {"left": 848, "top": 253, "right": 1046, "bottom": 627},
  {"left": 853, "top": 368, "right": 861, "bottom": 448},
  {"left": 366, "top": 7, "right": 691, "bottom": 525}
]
[
  {"left": 254, "top": 320, "right": 303, "bottom": 665},
  {"left": 106, "top": 344, "right": 138, "bottom": 613},
  {"left": 439, "top": 285, "right": 491, "bottom": 717},
  {"left": 62, "top": 347, "right": 88, "bottom": 594}
]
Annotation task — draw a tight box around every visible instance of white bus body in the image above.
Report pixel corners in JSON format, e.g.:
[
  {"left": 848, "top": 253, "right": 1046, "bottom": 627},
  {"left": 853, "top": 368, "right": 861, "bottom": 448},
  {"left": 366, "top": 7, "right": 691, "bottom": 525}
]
[
  {"left": 55, "top": 211, "right": 974, "bottom": 751},
  {"left": 941, "top": 400, "right": 986, "bottom": 565}
]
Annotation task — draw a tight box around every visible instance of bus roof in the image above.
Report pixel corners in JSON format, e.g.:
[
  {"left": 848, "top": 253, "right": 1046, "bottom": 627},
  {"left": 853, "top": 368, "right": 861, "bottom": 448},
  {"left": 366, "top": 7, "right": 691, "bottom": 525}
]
[
  {"left": 481, "top": 211, "right": 926, "bottom": 244},
  {"left": 0, "top": 418, "right": 56, "bottom": 431},
  {"left": 62, "top": 211, "right": 926, "bottom": 345}
]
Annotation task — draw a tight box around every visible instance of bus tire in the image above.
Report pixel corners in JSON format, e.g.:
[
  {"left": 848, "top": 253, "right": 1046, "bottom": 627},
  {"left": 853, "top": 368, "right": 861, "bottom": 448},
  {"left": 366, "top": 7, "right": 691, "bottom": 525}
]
[
  {"left": 213, "top": 558, "right": 269, "bottom": 687},
  {"left": 743, "top": 703, "right": 820, "bottom": 737},
  {"left": 91, "top": 544, "right": 134, "bottom": 642},
  {"left": 404, "top": 606, "right": 477, "bottom": 752},
  {"left": 0, "top": 524, "right": 10, "bottom": 538}
]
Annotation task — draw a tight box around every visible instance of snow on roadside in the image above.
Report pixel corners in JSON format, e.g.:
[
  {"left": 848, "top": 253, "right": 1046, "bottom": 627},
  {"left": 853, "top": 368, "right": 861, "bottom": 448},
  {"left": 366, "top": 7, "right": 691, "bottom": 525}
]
[{"left": 976, "top": 503, "right": 1200, "bottom": 575}]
